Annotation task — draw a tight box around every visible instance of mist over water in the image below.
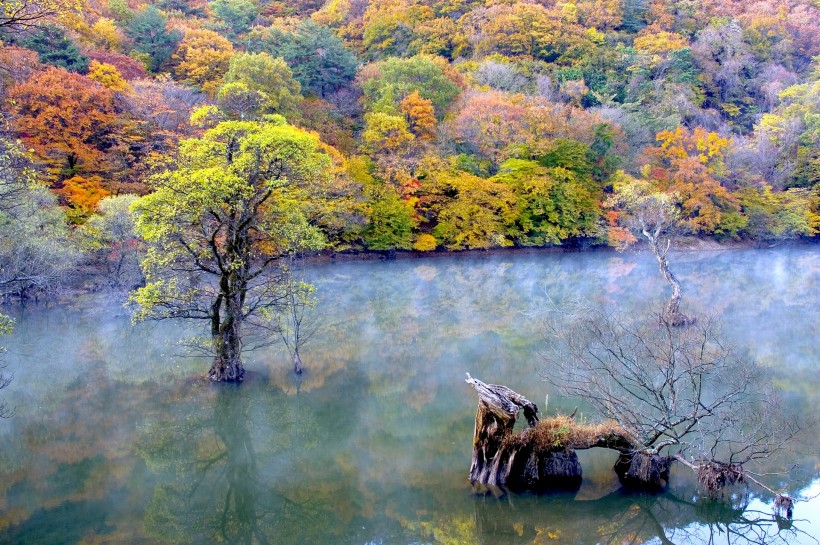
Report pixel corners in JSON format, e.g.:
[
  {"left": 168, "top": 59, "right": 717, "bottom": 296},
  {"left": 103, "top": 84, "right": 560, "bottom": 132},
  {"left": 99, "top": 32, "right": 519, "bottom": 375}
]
[{"left": 0, "top": 246, "right": 817, "bottom": 544}]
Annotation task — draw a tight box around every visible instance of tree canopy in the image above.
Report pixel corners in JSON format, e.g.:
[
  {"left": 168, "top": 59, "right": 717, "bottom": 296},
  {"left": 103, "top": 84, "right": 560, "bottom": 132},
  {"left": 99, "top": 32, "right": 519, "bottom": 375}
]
[{"left": 130, "top": 118, "right": 332, "bottom": 381}]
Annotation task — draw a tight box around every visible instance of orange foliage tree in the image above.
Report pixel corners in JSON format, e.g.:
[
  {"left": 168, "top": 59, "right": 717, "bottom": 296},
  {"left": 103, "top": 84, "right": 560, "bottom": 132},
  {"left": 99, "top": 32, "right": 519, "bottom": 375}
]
[
  {"left": 57, "top": 175, "right": 111, "bottom": 220},
  {"left": 8, "top": 66, "right": 120, "bottom": 181},
  {"left": 643, "top": 127, "right": 737, "bottom": 234},
  {"left": 400, "top": 91, "right": 436, "bottom": 140}
]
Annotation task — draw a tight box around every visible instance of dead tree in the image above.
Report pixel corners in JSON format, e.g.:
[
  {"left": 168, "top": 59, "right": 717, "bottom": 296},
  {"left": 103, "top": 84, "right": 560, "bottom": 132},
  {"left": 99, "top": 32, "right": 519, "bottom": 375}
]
[
  {"left": 535, "top": 306, "right": 800, "bottom": 509},
  {"left": 609, "top": 180, "right": 691, "bottom": 326}
]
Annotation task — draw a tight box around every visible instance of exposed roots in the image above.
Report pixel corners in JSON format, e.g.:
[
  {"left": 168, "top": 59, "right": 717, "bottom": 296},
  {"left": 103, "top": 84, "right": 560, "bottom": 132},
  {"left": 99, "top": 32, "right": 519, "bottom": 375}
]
[
  {"left": 614, "top": 452, "right": 673, "bottom": 490},
  {"left": 697, "top": 461, "right": 745, "bottom": 496},
  {"left": 774, "top": 495, "right": 794, "bottom": 519}
]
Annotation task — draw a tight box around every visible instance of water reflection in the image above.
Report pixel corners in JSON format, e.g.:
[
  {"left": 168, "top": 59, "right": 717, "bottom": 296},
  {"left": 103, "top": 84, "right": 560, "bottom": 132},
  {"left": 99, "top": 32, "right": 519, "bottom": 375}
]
[{"left": 0, "top": 246, "right": 816, "bottom": 544}]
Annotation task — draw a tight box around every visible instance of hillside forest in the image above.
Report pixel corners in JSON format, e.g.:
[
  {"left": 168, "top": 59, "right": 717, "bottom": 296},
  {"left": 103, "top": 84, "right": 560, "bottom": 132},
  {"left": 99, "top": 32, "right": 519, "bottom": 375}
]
[{"left": 1, "top": 0, "right": 819, "bottom": 298}]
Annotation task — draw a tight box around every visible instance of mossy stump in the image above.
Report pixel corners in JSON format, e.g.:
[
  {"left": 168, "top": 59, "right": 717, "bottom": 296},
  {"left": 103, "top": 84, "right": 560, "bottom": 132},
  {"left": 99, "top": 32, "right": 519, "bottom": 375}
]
[{"left": 467, "top": 375, "right": 582, "bottom": 491}]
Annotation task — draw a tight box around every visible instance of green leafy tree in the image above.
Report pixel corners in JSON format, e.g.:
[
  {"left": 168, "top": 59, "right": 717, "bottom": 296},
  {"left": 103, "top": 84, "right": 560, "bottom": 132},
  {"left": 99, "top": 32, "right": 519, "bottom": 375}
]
[
  {"left": 209, "top": 0, "right": 258, "bottom": 37},
  {"left": 125, "top": 5, "right": 182, "bottom": 72},
  {"left": 130, "top": 118, "right": 331, "bottom": 382},
  {"left": 18, "top": 24, "right": 88, "bottom": 72},
  {"left": 494, "top": 159, "right": 600, "bottom": 246},
  {"left": 0, "top": 137, "right": 79, "bottom": 300},
  {"left": 247, "top": 20, "right": 358, "bottom": 97},
  {"left": 219, "top": 52, "right": 303, "bottom": 119},
  {"left": 363, "top": 187, "right": 415, "bottom": 251},
  {"left": 82, "top": 194, "right": 143, "bottom": 287},
  {"left": 423, "top": 166, "right": 517, "bottom": 250},
  {"left": 359, "top": 54, "right": 460, "bottom": 118}
]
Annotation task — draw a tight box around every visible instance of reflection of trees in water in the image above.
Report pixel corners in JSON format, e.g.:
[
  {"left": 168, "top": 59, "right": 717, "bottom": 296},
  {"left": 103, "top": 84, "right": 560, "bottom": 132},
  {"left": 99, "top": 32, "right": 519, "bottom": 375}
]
[
  {"left": 137, "top": 369, "right": 371, "bottom": 545},
  {"left": 466, "top": 490, "right": 807, "bottom": 545}
]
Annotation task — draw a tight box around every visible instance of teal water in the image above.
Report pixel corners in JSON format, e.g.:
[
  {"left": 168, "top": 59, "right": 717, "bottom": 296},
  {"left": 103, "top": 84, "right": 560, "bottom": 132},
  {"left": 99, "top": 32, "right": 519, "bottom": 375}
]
[{"left": 0, "top": 246, "right": 817, "bottom": 544}]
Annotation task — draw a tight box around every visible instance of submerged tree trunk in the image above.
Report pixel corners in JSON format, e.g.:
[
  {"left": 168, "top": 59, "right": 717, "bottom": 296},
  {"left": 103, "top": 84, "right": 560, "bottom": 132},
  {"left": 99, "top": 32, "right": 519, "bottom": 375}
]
[
  {"left": 208, "top": 293, "right": 246, "bottom": 382},
  {"left": 645, "top": 234, "right": 689, "bottom": 326},
  {"left": 466, "top": 376, "right": 676, "bottom": 492},
  {"left": 613, "top": 452, "right": 673, "bottom": 490}
]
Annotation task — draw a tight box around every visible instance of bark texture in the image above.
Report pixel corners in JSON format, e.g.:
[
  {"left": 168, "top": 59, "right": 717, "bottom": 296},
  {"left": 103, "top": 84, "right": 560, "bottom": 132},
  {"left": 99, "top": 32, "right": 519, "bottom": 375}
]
[{"left": 467, "top": 375, "right": 581, "bottom": 490}]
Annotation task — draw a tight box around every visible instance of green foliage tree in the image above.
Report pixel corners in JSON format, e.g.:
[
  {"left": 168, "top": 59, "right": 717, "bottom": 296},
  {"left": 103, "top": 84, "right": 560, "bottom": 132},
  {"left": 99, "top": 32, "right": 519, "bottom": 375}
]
[
  {"left": 130, "top": 118, "right": 331, "bottom": 382},
  {"left": 18, "top": 24, "right": 88, "bottom": 72},
  {"left": 493, "top": 159, "right": 601, "bottom": 246},
  {"left": 422, "top": 166, "right": 517, "bottom": 250},
  {"left": 82, "top": 194, "right": 142, "bottom": 287},
  {"left": 359, "top": 55, "right": 460, "bottom": 118},
  {"left": 0, "top": 137, "right": 80, "bottom": 300},
  {"left": 219, "top": 52, "right": 303, "bottom": 118},
  {"left": 125, "top": 5, "right": 182, "bottom": 72},
  {"left": 363, "top": 187, "right": 415, "bottom": 251},
  {"left": 208, "top": 0, "right": 258, "bottom": 37},
  {"left": 247, "top": 20, "right": 358, "bottom": 97}
]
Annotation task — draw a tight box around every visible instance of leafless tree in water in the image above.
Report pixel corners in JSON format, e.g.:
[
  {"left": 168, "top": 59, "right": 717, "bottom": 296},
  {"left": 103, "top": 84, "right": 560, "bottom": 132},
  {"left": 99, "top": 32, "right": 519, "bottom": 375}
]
[{"left": 542, "top": 304, "right": 801, "bottom": 509}]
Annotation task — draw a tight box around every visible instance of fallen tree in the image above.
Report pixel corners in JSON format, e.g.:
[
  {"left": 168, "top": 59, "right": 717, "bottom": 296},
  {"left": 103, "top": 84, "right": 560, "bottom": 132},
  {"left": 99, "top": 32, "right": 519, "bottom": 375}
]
[{"left": 467, "top": 364, "right": 797, "bottom": 517}]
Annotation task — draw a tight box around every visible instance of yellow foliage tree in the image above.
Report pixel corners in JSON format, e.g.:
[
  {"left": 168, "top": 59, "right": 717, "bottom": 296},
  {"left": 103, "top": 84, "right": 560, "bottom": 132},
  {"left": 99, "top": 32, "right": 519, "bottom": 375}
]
[
  {"left": 400, "top": 91, "right": 436, "bottom": 140},
  {"left": 88, "top": 60, "right": 132, "bottom": 93},
  {"left": 172, "top": 28, "right": 234, "bottom": 96},
  {"left": 90, "top": 17, "right": 123, "bottom": 50},
  {"left": 361, "top": 112, "right": 415, "bottom": 155}
]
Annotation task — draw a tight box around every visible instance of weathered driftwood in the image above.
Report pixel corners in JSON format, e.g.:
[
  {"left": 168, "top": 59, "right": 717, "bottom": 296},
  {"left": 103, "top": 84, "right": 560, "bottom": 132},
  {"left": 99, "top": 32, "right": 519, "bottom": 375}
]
[{"left": 467, "top": 374, "right": 582, "bottom": 490}]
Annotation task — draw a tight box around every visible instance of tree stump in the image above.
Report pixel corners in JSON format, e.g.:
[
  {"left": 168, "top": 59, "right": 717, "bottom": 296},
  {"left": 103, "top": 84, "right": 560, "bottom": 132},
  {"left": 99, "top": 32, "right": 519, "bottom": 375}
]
[
  {"left": 614, "top": 452, "right": 672, "bottom": 490},
  {"left": 466, "top": 374, "right": 582, "bottom": 491}
]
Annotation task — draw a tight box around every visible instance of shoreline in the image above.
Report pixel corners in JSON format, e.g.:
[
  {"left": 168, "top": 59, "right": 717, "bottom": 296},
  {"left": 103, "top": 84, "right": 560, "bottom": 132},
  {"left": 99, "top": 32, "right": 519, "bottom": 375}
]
[{"left": 301, "top": 236, "right": 817, "bottom": 265}]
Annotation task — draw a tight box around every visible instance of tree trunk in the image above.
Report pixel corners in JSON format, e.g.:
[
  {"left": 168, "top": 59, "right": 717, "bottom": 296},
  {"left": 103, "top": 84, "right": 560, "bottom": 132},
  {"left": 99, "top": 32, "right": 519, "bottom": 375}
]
[
  {"left": 209, "top": 298, "right": 245, "bottom": 382},
  {"left": 466, "top": 375, "right": 582, "bottom": 491},
  {"left": 613, "top": 452, "right": 673, "bottom": 490},
  {"left": 647, "top": 236, "right": 689, "bottom": 326}
]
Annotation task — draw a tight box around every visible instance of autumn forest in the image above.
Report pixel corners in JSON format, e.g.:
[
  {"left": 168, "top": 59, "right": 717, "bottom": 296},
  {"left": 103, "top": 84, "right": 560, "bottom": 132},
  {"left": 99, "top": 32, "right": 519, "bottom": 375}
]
[{"left": 1, "top": 0, "right": 819, "bottom": 286}]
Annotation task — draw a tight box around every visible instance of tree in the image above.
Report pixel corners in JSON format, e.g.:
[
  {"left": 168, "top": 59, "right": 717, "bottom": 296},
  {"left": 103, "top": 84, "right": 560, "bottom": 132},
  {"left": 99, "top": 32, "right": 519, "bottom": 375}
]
[
  {"left": 0, "top": 0, "right": 77, "bottom": 31},
  {"left": 493, "top": 159, "right": 600, "bottom": 246},
  {"left": 363, "top": 187, "right": 415, "bottom": 251},
  {"left": 130, "top": 118, "right": 331, "bottom": 382},
  {"left": 17, "top": 24, "right": 89, "bottom": 72},
  {"left": 8, "top": 67, "right": 119, "bottom": 181},
  {"left": 0, "top": 313, "right": 12, "bottom": 419},
  {"left": 82, "top": 194, "right": 142, "bottom": 288},
  {"left": 400, "top": 91, "right": 436, "bottom": 140},
  {"left": 247, "top": 20, "right": 358, "bottom": 98},
  {"left": 461, "top": 3, "right": 596, "bottom": 64},
  {"left": 607, "top": 173, "right": 689, "bottom": 325},
  {"left": 542, "top": 305, "right": 798, "bottom": 509},
  {"left": 171, "top": 28, "right": 234, "bottom": 96},
  {"left": 464, "top": 308, "right": 800, "bottom": 518},
  {"left": 87, "top": 60, "right": 132, "bottom": 93},
  {"left": 125, "top": 6, "right": 182, "bottom": 72},
  {"left": 0, "top": 136, "right": 79, "bottom": 300},
  {"left": 57, "top": 174, "right": 110, "bottom": 221},
  {"left": 219, "top": 52, "right": 302, "bottom": 118},
  {"left": 358, "top": 54, "right": 461, "bottom": 118},
  {"left": 645, "top": 126, "right": 737, "bottom": 235},
  {"left": 208, "top": 0, "right": 258, "bottom": 37}
]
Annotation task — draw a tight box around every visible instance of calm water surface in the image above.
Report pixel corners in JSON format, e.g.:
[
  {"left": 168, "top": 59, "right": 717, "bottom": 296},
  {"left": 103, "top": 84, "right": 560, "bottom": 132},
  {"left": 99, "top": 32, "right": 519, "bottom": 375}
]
[{"left": 0, "top": 246, "right": 818, "bottom": 544}]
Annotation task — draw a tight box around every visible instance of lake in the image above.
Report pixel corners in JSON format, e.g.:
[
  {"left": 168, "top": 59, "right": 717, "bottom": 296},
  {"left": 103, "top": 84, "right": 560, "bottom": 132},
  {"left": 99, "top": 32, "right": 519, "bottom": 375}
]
[{"left": 0, "top": 245, "right": 817, "bottom": 544}]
